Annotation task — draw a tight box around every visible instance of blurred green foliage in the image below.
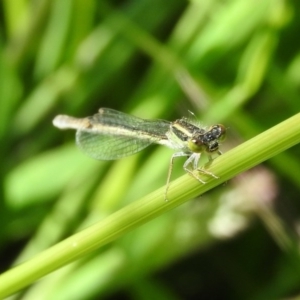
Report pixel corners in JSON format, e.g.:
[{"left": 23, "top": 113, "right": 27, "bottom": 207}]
[{"left": 1, "top": 0, "right": 300, "bottom": 299}]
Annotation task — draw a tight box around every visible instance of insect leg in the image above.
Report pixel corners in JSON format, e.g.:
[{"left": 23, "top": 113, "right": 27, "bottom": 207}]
[
  {"left": 165, "top": 152, "right": 190, "bottom": 201},
  {"left": 196, "top": 153, "right": 221, "bottom": 179},
  {"left": 183, "top": 153, "right": 207, "bottom": 184}
]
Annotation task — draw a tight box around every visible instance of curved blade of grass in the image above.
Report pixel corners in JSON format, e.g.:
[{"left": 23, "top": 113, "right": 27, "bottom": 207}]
[{"left": 0, "top": 113, "right": 300, "bottom": 297}]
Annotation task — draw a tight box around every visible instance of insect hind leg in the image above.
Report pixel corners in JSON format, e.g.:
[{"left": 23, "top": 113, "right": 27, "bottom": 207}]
[{"left": 165, "top": 152, "right": 190, "bottom": 201}]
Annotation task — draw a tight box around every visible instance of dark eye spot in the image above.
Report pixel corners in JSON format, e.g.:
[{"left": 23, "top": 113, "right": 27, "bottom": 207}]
[{"left": 208, "top": 141, "right": 219, "bottom": 152}]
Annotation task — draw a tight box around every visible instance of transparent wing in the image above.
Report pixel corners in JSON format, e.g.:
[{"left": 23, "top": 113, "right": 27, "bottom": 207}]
[
  {"left": 76, "top": 131, "right": 151, "bottom": 160},
  {"left": 75, "top": 108, "right": 171, "bottom": 160}
]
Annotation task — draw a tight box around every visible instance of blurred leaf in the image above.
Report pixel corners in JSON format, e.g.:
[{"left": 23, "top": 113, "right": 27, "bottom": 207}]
[{"left": 5, "top": 144, "right": 98, "bottom": 208}]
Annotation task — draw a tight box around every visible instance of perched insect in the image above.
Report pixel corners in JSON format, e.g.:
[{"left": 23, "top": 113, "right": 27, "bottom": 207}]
[{"left": 53, "top": 108, "right": 226, "bottom": 200}]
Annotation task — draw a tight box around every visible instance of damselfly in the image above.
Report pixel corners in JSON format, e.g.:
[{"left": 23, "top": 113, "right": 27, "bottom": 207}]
[{"left": 53, "top": 108, "right": 226, "bottom": 200}]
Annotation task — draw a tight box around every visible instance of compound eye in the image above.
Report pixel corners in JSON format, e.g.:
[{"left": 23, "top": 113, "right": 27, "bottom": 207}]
[
  {"left": 208, "top": 141, "right": 219, "bottom": 152},
  {"left": 213, "top": 124, "right": 226, "bottom": 141}
]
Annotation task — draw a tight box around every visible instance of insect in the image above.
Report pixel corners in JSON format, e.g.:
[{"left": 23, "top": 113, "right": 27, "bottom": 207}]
[{"left": 53, "top": 108, "right": 226, "bottom": 201}]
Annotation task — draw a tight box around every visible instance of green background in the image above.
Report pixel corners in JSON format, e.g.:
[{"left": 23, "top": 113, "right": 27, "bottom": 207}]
[{"left": 1, "top": 0, "right": 300, "bottom": 299}]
